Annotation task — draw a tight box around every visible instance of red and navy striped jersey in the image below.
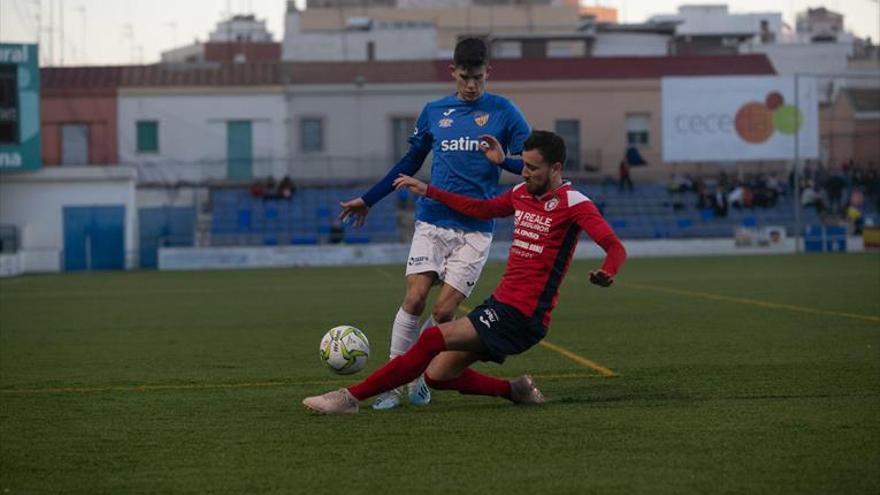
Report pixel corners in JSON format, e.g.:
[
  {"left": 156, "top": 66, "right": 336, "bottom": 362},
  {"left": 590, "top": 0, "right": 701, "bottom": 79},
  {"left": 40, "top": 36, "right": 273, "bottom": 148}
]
[{"left": 426, "top": 181, "right": 626, "bottom": 327}]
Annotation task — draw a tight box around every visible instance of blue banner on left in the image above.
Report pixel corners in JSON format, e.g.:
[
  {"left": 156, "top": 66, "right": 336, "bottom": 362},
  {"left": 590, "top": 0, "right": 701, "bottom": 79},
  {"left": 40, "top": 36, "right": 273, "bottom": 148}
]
[{"left": 0, "top": 44, "right": 41, "bottom": 172}]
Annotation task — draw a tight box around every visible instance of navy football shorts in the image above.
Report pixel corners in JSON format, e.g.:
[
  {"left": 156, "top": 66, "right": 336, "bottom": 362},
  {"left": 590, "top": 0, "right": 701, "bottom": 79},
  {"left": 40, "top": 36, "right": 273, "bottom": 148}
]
[{"left": 466, "top": 296, "right": 547, "bottom": 364}]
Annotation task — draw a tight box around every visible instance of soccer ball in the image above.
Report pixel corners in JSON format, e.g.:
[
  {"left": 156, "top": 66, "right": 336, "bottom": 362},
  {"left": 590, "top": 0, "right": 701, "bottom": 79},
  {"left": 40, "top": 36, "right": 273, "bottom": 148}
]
[{"left": 319, "top": 325, "right": 370, "bottom": 375}]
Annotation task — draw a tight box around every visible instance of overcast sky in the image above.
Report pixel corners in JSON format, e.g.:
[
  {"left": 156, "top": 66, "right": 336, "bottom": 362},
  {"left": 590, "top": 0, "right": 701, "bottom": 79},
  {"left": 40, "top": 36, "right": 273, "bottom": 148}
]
[{"left": 1, "top": 0, "right": 878, "bottom": 66}]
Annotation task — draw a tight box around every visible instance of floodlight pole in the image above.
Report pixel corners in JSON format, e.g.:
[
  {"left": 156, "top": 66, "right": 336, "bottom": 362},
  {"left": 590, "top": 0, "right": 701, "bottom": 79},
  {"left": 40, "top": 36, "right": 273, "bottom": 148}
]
[{"left": 793, "top": 73, "right": 802, "bottom": 253}]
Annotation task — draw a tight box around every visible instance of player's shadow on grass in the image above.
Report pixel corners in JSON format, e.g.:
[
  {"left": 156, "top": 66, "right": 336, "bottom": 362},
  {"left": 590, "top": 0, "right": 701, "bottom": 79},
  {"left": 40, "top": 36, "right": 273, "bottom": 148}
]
[{"left": 382, "top": 389, "right": 694, "bottom": 415}]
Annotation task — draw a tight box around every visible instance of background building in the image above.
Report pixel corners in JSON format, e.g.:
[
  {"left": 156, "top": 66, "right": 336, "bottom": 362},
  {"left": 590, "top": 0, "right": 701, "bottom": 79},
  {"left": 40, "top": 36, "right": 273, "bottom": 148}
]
[
  {"left": 1, "top": 1, "right": 877, "bottom": 274},
  {"left": 161, "top": 15, "right": 281, "bottom": 64}
]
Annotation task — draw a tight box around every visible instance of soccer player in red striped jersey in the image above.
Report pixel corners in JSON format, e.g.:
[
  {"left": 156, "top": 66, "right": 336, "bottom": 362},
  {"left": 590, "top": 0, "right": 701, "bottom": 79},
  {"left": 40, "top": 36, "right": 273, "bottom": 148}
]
[{"left": 303, "top": 131, "right": 626, "bottom": 415}]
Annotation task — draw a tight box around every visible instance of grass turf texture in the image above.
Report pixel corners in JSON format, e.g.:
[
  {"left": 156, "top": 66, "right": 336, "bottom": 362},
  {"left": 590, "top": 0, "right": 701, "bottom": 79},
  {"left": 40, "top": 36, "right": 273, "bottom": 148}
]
[{"left": 1, "top": 253, "right": 878, "bottom": 494}]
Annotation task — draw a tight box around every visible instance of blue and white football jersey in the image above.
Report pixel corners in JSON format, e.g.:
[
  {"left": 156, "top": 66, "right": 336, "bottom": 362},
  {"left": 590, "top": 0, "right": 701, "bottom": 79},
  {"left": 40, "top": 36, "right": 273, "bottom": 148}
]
[{"left": 362, "top": 92, "right": 530, "bottom": 233}]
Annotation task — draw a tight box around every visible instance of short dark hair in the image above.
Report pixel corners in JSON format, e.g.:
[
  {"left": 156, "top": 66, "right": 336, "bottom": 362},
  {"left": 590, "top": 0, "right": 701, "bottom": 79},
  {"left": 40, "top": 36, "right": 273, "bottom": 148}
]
[
  {"left": 523, "top": 130, "right": 566, "bottom": 167},
  {"left": 453, "top": 38, "right": 488, "bottom": 69}
]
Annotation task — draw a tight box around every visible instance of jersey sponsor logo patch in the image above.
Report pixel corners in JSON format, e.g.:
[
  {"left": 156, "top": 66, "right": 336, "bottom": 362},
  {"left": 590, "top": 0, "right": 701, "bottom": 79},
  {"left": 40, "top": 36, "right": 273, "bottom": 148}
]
[
  {"left": 474, "top": 111, "right": 490, "bottom": 127},
  {"left": 439, "top": 117, "right": 454, "bottom": 128},
  {"left": 408, "top": 256, "right": 429, "bottom": 266},
  {"left": 513, "top": 238, "right": 544, "bottom": 254},
  {"left": 440, "top": 137, "right": 484, "bottom": 152},
  {"left": 478, "top": 307, "right": 499, "bottom": 328},
  {"left": 443, "top": 108, "right": 456, "bottom": 117},
  {"left": 544, "top": 196, "right": 559, "bottom": 211}
]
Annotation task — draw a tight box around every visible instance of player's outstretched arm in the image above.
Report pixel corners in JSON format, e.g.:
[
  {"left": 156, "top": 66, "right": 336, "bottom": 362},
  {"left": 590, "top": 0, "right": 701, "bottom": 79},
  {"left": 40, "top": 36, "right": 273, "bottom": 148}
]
[
  {"left": 572, "top": 200, "right": 626, "bottom": 288},
  {"left": 393, "top": 174, "right": 513, "bottom": 220},
  {"left": 339, "top": 197, "right": 369, "bottom": 228}
]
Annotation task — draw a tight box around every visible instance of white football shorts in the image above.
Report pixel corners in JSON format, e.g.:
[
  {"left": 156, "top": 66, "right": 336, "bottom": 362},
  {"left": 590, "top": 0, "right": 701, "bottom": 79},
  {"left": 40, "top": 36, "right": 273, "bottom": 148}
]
[{"left": 404, "top": 220, "right": 493, "bottom": 298}]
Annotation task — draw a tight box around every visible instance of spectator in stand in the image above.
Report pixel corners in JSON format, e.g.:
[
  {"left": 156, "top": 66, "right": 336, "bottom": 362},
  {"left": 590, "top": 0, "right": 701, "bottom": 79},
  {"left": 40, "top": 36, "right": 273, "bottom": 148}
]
[
  {"left": 814, "top": 163, "right": 827, "bottom": 188},
  {"left": 250, "top": 179, "right": 266, "bottom": 198},
  {"left": 666, "top": 173, "right": 681, "bottom": 194},
  {"left": 718, "top": 170, "right": 731, "bottom": 190},
  {"left": 328, "top": 218, "right": 344, "bottom": 244},
  {"left": 825, "top": 171, "right": 847, "bottom": 216},
  {"left": 846, "top": 205, "right": 864, "bottom": 235},
  {"left": 694, "top": 176, "right": 706, "bottom": 195},
  {"left": 712, "top": 186, "right": 728, "bottom": 218},
  {"left": 802, "top": 164, "right": 814, "bottom": 183},
  {"left": 865, "top": 166, "right": 880, "bottom": 212},
  {"left": 801, "top": 181, "right": 827, "bottom": 213},
  {"left": 682, "top": 174, "right": 695, "bottom": 193},
  {"left": 277, "top": 176, "right": 296, "bottom": 200},
  {"left": 766, "top": 172, "right": 783, "bottom": 199},
  {"left": 260, "top": 176, "right": 278, "bottom": 200},
  {"left": 618, "top": 160, "right": 634, "bottom": 193},
  {"left": 697, "top": 189, "right": 712, "bottom": 210},
  {"left": 728, "top": 182, "right": 749, "bottom": 209},
  {"left": 667, "top": 173, "right": 691, "bottom": 194}
]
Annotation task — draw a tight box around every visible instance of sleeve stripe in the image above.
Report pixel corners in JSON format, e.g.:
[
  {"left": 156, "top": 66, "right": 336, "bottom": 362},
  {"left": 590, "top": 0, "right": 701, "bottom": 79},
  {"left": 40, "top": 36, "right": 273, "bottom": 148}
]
[{"left": 567, "top": 190, "right": 591, "bottom": 206}]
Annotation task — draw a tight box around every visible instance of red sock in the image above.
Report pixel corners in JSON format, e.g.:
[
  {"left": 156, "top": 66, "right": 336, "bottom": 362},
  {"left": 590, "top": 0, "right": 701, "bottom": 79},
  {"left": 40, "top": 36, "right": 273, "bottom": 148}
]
[
  {"left": 348, "top": 326, "right": 446, "bottom": 401},
  {"left": 424, "top": 368, "right": 512, "bottom": 400}
]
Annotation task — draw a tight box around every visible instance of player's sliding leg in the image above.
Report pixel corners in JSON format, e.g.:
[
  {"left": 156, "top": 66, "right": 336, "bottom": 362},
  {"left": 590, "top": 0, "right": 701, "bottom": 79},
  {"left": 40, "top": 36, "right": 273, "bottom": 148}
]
[
  {"left": 406, "top": 315, "right": 434, "bottom": 406},
  {"left": 372, "top": 272, "right": 436, "bottom": 411},
  {"left": 424, "top": 350, "right": 509, "bottom": 398},
  {"left": 423, "top": 351, "right": 544, "bottom": 404}
]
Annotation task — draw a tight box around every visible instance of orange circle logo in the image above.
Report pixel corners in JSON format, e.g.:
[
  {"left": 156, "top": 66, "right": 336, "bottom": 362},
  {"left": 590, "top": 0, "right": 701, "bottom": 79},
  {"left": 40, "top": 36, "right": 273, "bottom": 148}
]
[{"left": 734, "top": 102, "right": 774, "bottom": 143}]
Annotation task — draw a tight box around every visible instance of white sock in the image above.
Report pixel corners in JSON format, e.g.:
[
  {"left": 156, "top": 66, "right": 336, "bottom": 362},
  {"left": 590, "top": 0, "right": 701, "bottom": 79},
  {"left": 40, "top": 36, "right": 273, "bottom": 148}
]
[
  {"left": 389, "top": 308, "right": 420, "bottom": 359},
  {"left": 419, "top": 315, "right": 435, "bottom": 334}
]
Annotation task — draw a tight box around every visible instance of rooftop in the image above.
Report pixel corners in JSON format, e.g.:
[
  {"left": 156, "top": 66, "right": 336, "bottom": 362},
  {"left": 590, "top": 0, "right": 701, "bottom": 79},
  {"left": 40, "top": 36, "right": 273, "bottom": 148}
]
[{"left": 41, "top": 54, "right": 776, "bottom": 91}]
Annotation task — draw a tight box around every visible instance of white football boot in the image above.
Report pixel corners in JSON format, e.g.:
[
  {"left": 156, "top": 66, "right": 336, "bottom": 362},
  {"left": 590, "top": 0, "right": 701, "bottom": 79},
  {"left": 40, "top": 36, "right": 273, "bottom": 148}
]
[
  {"left": 509, "top": 375, "right": 545, "bottom": 405},
  {"left": 408, "top": 375, "right": 432, "bottom": 406},
  {"left": 303, "top": 389, "right": 359, "bottom": 415},
  {"left": 371, "top": 388, "right": 402, "bottom": 410}
]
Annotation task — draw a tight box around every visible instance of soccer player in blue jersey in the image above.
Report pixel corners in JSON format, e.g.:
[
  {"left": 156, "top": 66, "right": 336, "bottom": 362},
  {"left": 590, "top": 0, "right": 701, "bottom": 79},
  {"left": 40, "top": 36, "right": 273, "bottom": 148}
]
[{"left": 339, "top": 38, "right": 530, "bottom": 410}]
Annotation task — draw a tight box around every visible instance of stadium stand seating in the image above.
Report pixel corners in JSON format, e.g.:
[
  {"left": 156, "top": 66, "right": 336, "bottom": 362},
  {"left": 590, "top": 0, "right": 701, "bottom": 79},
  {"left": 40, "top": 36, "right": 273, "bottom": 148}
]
[
  {"left": 207, "top": 182, "right": 875, "bottom": 246},
  {"left": 210, "top": 187, "right": 400, "bottom": 246},
  {"left": 563, "top": 183, "right": 825, "bottom": 241}
]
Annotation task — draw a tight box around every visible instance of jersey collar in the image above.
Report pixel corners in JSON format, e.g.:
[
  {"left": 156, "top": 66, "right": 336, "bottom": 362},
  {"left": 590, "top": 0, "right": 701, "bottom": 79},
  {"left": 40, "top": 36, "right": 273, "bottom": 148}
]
[
  {"left": 454, "top": 92, "right": 488, "bottom": 105},
  {"left": 534, "top": 181, "right": 571, "bottom": 201}
]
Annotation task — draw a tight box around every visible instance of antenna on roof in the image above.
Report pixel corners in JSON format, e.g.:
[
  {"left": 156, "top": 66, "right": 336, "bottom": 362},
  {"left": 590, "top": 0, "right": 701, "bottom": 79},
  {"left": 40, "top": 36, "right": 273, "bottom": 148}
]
[{"left": 76, "top": 5, "right": 87, "bottom": 65}]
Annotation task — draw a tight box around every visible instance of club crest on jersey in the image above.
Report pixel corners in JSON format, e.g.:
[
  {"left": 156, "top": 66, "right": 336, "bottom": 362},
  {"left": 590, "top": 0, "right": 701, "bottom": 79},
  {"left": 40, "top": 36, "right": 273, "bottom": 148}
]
[
  {"left": 544, "top": 196, "right": 559, "bottom": 211},
  {"left": 439, "top": 117, "right": 454, "bottom": 128},
  {"left": 474, "top": 111, "right": 490, "bottom": 127}
]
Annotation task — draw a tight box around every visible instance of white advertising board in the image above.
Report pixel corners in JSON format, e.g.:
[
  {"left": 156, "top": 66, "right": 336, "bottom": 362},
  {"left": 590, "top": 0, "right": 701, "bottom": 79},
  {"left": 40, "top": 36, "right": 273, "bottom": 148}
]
[{"left": 662, "top": 76, "right": 818, "bottom": 162}]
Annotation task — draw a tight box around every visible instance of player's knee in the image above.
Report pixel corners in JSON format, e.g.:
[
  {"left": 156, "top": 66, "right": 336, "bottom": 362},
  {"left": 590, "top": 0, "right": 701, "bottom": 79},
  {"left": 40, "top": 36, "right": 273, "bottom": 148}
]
[
  {"left": 402, "top": 293, "right": 427, "bottom": 315},
  {"left": 431, "top": 304, "right": 456, "bottom": 323}
]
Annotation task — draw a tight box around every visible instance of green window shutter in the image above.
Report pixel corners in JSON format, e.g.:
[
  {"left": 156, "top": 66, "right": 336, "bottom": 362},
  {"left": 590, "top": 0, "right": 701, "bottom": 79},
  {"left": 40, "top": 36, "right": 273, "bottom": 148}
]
[{"left": 137, "top": 121, "right": 159, "bottom": 153}]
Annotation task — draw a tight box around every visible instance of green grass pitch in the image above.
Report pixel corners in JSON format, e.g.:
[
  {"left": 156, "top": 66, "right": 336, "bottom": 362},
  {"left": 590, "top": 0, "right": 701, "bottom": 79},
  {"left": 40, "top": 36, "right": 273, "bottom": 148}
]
[{"left": 1, "top": 253, "right": 878, "bottom": 494}]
